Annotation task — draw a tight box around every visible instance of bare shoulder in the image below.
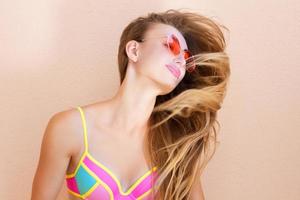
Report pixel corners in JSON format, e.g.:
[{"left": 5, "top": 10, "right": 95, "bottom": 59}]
[
  {"left": 31, "top": 107, "right": 83, "bottom": 199},
  {"left": 44, "top": 107, "right": 83, "bottom": 156}
]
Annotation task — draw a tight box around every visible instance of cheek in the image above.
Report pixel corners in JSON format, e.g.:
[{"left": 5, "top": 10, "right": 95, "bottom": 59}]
[
  {"left": 143, "top": 43, "right": 167, "bottom": 59},
  {"left": 139, "top": 48, "right": 169, "bottom": 71}
]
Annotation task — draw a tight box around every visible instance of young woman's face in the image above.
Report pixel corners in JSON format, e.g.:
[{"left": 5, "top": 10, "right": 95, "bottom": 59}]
[{"left": 133, "top": 23, "right": 189, "bottom": 94}]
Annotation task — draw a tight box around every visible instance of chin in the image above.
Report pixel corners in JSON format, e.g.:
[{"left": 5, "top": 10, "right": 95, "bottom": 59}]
[
  {"left": 147, "top": 73, "right": 180, "bottom": 95},
  {"left": 158, "top": 80, "right": 179, "bottom": 95}
]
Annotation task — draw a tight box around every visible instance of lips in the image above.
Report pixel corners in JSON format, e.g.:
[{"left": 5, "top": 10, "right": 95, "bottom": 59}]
[{"left": 165, "top": 64, "right": 181, "bottom": 79}]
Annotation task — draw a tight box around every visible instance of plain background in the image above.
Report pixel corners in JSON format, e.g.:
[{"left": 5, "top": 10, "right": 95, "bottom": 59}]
[{"left": 1, "top": 0, "right": 299, "bottom": 199}]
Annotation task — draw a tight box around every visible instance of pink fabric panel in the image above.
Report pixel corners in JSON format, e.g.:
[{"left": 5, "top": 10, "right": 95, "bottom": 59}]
[
  {"left": 83, "top": 156, "right": 119, "bottom": 196},
  {"left": 85, "top": 185, "right": 111, "bottom": 200},
  {"left": 82, "top": 155, "right": 157, "bottom": 199},
  {"left": 66, "top": 177, "right": 80, "bottom": 194},
  {"left": 130, "top": 171, "right": 157, "bottom": 198}
]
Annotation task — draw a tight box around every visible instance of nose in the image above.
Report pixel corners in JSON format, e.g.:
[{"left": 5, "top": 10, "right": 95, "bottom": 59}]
[{"left": 174, "top": 51, "right": 187, "bottom": 68}]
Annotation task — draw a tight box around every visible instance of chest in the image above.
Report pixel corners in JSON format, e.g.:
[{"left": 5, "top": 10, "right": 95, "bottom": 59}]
[
  {"left": 67, "top": 130, "right": 156, "bottom": 199},
  {"left": 92, "top": 133, "right": 149, "bottom": 180},
  {"left": 65, "top": 106, "right": 158, "bottom": 199},
  {"left": 69, "top": 124, "right": 151, "bottom": 190}
]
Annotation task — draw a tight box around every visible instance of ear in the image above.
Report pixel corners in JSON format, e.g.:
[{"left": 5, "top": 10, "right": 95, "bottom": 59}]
[{"left": 125, "top": 40, "right": 140, "bottom": 62}]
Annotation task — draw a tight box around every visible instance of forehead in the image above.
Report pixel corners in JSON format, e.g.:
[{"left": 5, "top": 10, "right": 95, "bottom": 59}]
[{"left": 144, "top": 23, "right": 188, "bottom": 50}]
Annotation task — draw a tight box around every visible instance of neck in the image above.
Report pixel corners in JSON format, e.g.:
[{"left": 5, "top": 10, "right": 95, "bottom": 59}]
[{"left": 107, "top": 66, "right": 160, "bottom": 138}]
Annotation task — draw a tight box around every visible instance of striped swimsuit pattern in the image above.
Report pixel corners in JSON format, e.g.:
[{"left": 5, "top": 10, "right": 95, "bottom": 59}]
[{"left": 65, "top": 106, "right": 158, "bottom": 200}]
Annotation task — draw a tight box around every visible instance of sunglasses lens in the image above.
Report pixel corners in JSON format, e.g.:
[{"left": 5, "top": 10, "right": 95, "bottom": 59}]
[
  {"left": 168, "top": 35, "right": 181, "bottom": 55},
  {"left": 168, "top": 34, "right": 196, "bottom": 72},
  {"left": 183, "top": 50, "right": 191, "bottom": 60},
  {"left": 184, "top": 50, "right": 196, "bottom": 72}
]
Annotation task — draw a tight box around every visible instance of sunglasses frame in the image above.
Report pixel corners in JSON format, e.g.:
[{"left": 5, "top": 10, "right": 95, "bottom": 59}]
[{"left": 138, "top": 34, "right": 196, "bottom": 73}]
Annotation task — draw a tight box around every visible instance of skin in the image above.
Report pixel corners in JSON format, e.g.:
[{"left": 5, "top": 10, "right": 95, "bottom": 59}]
[{"left": 31, "top": 23, "right": 204, "bottom": 200}]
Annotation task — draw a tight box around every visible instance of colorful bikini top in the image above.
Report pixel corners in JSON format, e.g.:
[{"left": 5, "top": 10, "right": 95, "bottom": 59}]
[{"left": 65, "top": 106, "right": 158, "bottom": 200}]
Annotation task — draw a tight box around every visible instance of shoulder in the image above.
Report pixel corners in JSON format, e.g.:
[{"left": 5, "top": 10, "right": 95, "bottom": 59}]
[{"left": 43, "top": 106, "right": 83, "bottom": 156}]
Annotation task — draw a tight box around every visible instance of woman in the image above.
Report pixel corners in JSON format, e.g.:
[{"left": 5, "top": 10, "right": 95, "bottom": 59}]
[{"left": 31, "top": 9, "right": 230, "bottom": 200}]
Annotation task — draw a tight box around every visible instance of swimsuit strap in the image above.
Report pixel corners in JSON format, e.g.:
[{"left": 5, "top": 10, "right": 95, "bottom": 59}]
[{"left": 76, "top": 106, "right": 89, "bottom": 153}]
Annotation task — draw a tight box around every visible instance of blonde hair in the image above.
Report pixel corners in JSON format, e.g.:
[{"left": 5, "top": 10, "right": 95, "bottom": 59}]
[{"left": 117, "top": 9, "right": 231, "bottom": 200}]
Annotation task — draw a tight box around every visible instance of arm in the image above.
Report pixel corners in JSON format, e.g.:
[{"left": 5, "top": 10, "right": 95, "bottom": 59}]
[
  {"left": 31, "top": 112, "right": 75, "bottom": 200},
  {"left": 190, "top": 174, "right": 205, "bottom": 200}
]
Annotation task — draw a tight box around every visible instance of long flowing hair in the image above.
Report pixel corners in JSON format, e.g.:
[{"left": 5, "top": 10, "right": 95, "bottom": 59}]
[{"left": 117, "top": 9, "right": 231, "bottom": 200}]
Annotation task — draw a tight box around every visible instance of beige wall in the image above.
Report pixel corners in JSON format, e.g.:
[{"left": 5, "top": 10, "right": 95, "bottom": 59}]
[{"left": 1, "top": 0, "right": 299, "bottom": 199}]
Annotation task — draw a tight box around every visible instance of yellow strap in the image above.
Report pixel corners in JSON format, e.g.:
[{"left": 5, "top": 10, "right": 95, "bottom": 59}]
[{"left": 76, "top": 106, "right": 89, "bottom": 152}]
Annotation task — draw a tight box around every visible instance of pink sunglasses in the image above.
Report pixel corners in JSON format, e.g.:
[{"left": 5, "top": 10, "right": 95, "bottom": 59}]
[{"left": 138, "top": 34, "right": 196, "bottom": 72}]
